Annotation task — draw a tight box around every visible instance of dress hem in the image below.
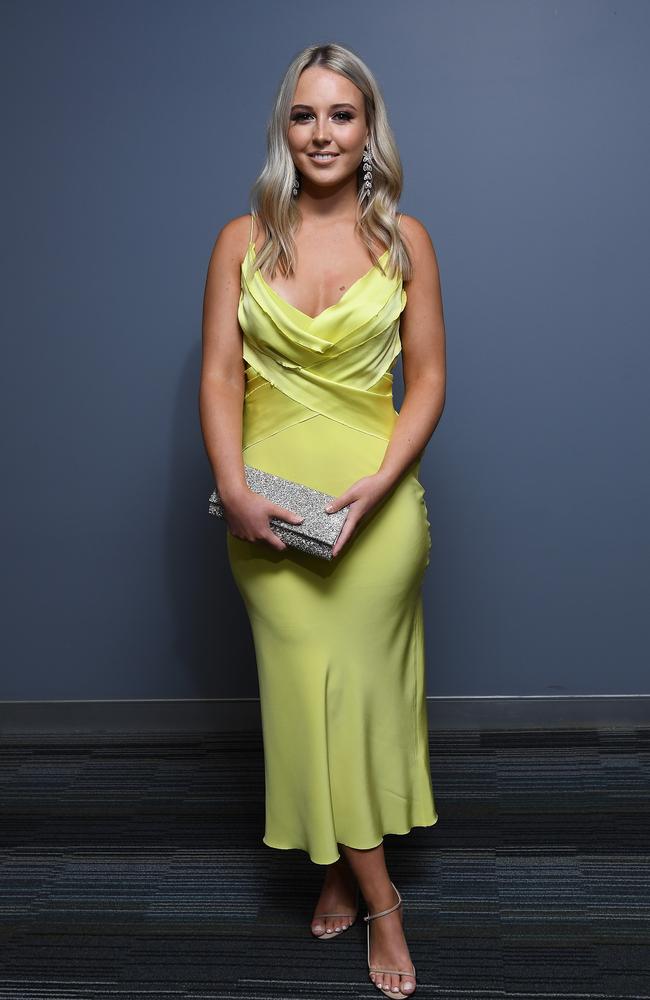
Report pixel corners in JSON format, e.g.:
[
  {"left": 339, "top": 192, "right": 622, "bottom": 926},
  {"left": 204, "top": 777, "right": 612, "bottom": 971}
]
[{"left": 262, "top": 814, "right": 439, "bottom": 866}]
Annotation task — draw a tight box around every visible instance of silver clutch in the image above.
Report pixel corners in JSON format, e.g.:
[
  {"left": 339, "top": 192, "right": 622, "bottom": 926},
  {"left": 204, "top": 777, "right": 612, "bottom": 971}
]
[{"left": 208, "top": 464, "right": 350, "bottom": 560}]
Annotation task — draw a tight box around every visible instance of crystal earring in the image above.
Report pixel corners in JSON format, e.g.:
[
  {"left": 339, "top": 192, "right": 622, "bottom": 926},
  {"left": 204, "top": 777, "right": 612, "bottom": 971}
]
[
  {"left": 361, "top": 145, "right": 373, "bottom": 199},
  {"left": 292, "top": 169, "right": 300, "bottom": 197}
]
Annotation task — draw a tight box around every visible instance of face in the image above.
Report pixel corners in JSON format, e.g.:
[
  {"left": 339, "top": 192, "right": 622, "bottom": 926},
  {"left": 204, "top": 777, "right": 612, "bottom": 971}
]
[{"left": 288, "top": 65, "right": 369, "bottom": 190}]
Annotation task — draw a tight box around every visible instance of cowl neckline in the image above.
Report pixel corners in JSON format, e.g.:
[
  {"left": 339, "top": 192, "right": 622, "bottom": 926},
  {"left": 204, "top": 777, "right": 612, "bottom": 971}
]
[{"left": 243, "top": 241, "right": 391, "bottom": 325}]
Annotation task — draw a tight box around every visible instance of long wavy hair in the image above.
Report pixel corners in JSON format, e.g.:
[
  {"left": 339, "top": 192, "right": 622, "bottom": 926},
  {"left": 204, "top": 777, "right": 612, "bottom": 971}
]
[{"left": 247, "top": 42, "right": 412, "bottom": 283}]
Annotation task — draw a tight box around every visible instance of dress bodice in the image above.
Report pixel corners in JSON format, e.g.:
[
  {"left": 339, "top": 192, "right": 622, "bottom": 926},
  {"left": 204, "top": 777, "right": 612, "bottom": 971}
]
[{"left": 237, "top": 229, "right": 407, "bottom": 449}]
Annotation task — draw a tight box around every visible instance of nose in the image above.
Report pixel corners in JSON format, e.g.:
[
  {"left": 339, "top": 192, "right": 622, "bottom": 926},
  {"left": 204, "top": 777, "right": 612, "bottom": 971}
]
[{"left": 312, "top": 115, "right": 332, "bottom": 143}]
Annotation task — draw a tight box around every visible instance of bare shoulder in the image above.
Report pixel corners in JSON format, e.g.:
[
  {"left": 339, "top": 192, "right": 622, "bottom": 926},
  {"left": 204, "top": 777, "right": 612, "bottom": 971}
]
[
  {"left": 202, "top": 214, "right": 254, "bottom": 327},
  {"left": 397, "top": 212, "right": 440, "bottom": 277},
  {"left": 208, "top": 213, "right": 253, "bottom": 269}
]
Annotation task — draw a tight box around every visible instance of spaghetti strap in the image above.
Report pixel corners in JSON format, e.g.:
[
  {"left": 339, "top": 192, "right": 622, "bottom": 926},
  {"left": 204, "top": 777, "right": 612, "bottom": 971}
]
[{"left": 249, "top": 211, "right": 255, "bottom": 246}]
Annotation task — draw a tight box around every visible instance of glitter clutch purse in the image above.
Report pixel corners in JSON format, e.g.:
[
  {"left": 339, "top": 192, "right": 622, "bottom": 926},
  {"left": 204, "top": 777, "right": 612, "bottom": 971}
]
[{"left": 208, "top": 464, "right": 350, "bottom": 561}]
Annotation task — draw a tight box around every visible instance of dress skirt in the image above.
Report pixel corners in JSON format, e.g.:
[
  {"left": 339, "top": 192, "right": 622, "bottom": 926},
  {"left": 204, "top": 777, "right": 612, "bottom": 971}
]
[{"left": 226, "top": 390, "right": 438, "bottom": 866}]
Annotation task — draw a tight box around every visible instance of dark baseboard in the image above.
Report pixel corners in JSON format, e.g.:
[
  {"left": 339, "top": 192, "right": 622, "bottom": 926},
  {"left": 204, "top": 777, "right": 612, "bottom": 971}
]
[{"left": 0, "top": 695, "right": 648, "bottom": 733}]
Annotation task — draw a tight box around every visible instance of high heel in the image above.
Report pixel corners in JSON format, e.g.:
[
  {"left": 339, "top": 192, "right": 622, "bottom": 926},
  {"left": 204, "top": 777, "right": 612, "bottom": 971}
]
[
  {"left": 312, "top": 884, "right": 360, "bottom": 940},
  {"left": 364, "top": 881, "right": 416, "bottom": 997}
]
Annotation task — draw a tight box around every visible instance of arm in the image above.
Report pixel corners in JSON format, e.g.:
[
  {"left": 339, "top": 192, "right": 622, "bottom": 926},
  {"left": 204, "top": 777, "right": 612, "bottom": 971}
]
[
  {"left": 375, "top": 213, "right": 447, "bottom": 490},
  {"left": 199, "top": 215, "right": 303, "bottom": 550},
  {"left": 199, "top": 215, "right": 249, "bottom": 502}
]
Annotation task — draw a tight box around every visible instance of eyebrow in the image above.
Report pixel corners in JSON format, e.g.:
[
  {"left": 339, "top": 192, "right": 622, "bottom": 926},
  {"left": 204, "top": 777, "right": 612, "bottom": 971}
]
[{"left": 290, "top": 102, "right": 358, "bottom": 111}]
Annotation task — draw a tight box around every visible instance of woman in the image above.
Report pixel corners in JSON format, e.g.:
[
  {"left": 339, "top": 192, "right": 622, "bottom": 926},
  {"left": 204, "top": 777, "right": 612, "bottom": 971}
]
[{"left": 200, "top": 42, "right": 446, "bottom": 998}]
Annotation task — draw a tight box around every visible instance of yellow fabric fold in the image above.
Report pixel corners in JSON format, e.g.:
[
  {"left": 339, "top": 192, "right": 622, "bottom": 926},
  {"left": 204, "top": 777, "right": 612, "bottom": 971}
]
[{"left": 237, "top": 244, "right": 407, "bottom": 444}]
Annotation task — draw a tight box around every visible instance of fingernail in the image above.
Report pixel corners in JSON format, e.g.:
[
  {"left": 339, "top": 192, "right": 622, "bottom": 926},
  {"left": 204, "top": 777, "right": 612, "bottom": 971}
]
[{"left": 325, "top": 505, "right": 332, "bottom": 513}]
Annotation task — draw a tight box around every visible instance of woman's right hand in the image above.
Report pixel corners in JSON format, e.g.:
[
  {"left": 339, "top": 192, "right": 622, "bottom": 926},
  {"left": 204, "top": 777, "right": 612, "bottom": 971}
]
[{"left": 221, "top": 485, "right": 304, "bottom": 551}]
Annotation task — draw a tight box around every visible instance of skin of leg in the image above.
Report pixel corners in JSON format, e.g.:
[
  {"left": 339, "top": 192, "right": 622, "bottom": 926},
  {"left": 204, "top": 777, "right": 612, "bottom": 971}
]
[
  {"left": 310, "top": 851, "right": 359, "bottom": 936},
  {"left": 339, "top": 841, "right": 416, "bottom": 995}
]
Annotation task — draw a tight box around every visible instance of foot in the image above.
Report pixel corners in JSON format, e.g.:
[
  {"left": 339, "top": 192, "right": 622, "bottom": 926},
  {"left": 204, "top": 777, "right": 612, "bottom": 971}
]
[
  {"left": 310, "top": 857, "right": 359, "bottom": 937},
  {"left": 367, "top": 886, "right": 416, "bottom": 995}
]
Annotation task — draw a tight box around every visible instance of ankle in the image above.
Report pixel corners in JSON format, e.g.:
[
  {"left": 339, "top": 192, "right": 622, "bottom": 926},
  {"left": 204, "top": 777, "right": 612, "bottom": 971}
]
[
  {"left": 364, "top": 882, "right": 400, "bottom": 914},
  {"left": 326, "top": 859, "right": 356, "bottom": 885}
]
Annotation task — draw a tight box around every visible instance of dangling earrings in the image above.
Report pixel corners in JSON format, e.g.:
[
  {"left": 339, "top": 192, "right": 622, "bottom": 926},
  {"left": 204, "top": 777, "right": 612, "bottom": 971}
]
[
  {"left": 292, "top": 168, "right": 300, "bottom": 198},
  {"left": 361, "top": 145, "right": 373, "bottom": 199}
]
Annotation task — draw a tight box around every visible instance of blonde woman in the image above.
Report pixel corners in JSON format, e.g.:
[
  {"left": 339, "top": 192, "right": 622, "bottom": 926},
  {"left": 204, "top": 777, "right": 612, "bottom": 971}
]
[{"left": 200, "top": 42, "right": 446, "bottom": 998}]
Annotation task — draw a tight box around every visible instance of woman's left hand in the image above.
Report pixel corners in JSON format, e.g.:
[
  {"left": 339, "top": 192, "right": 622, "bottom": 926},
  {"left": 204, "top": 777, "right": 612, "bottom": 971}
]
[{"left": 324, "top": 472, "right": 393, "bottom": 558}]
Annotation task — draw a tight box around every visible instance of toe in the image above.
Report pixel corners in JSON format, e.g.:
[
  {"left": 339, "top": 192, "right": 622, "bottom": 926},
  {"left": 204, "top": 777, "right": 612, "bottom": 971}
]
[{"left": 401, "top": 975, "right": 416, "bottom": 994}]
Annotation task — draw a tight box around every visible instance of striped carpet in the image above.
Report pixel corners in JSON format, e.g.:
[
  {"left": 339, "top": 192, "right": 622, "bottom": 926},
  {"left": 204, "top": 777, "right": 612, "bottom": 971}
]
[{"left": 0, "top": 727, "right": 648, "bottom": 999}]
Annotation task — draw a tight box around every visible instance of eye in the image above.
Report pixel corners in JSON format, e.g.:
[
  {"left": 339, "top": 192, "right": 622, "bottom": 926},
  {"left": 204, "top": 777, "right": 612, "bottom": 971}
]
[{"left": 290, "top": 111, "right": 354, "bottom": 123}]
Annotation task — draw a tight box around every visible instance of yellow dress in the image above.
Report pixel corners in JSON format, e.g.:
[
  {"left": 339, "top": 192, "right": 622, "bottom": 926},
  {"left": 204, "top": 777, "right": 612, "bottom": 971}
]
[{"left": 227, "top": 213, "right": 438, "bottom": 865}]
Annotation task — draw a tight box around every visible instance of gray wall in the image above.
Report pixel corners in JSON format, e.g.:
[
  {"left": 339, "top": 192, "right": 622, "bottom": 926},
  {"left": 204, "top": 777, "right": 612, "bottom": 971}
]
[{"left": 1, "top": 0, "right": 648, "bottom": 711}]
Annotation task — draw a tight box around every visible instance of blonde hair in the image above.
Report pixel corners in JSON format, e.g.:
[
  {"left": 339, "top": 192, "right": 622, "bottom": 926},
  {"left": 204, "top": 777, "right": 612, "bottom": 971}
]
[{"left": 247, "top": 42, "right": 412, "bottom": 283}]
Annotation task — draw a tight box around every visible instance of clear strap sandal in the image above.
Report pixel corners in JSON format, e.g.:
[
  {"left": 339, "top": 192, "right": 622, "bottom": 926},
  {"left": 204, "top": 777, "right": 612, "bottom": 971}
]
[{"left": 364, "top": 881, "right": 416, "bottom": 997}]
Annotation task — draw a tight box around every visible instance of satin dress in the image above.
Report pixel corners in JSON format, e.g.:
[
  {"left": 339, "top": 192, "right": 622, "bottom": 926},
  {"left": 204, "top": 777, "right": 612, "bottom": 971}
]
[{"left": 226, "top": 213, "right": 438, "bottom": 865}]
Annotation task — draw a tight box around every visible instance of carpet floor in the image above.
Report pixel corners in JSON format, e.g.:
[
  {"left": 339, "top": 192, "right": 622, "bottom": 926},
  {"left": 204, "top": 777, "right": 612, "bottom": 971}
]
[{"left": 0, "top": 726, "right": 648, "bottom": 999}]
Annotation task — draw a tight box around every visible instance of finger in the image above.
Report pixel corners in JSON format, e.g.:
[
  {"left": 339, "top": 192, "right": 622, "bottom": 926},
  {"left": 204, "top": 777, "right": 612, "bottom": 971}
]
[
  {"left": 271, "top": 504, "right": 304, "bottom": 524},
  {"left": 331, "top": 518, "right": 358, "bottom": 558},
  {"left": 264, "top": 529, "right": 286, "bottom": 551},
  {"left": 324, "top": 495, "right": 350, "bottom": 514}
]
